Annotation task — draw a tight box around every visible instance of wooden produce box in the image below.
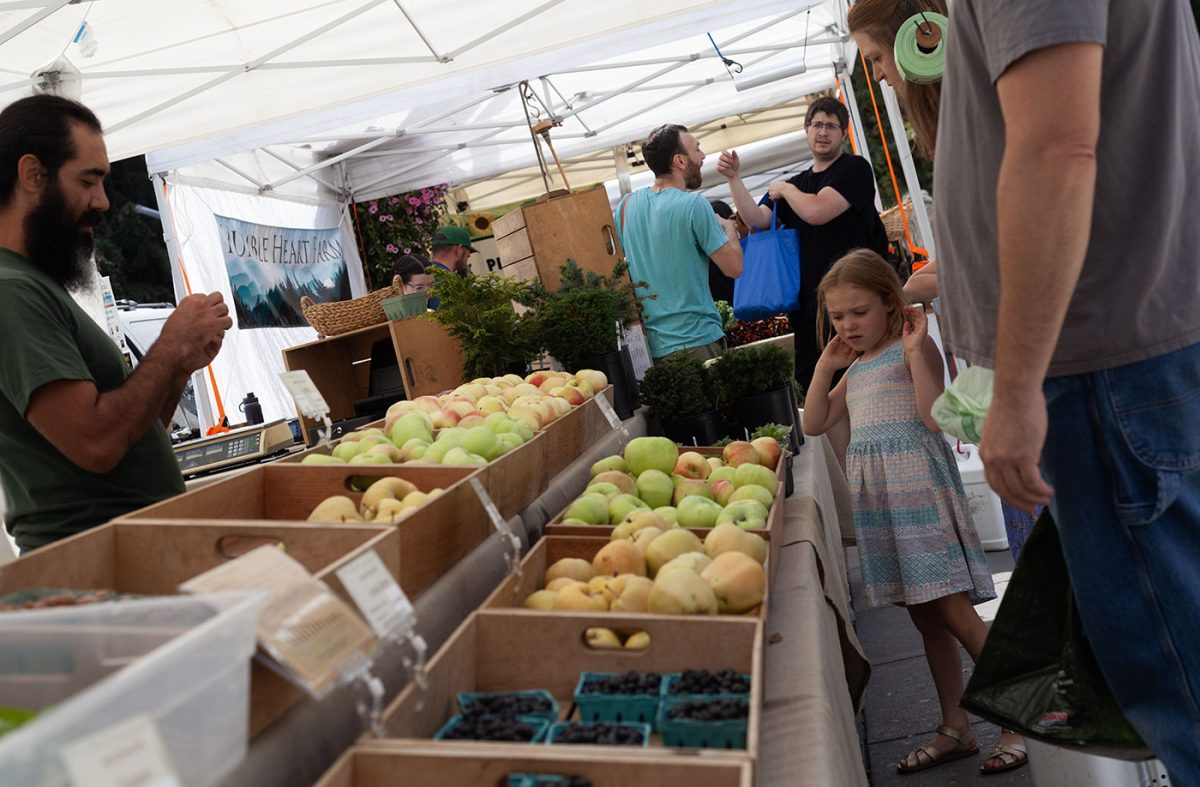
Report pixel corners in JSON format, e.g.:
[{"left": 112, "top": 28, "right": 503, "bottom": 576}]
[
  {"left": 493, "top": 187, "right": 624, "bottom": 292},
  {"left": 317, "top": 741, "right": 754, "bottom": 787},
  {"left": 116, "top": 464, "right": 488, "bottom": 599},
  {"left": 0, "top": 520, "right": 398, "bottom": 740},
  {"left": 540, "top": 385, "right": 618, "bottom": 473},
  {"left": 372, "top": 609, "right": 762, "bottom": 757},
  {"left": 284, "top": 430, "right": 549, "bottom": 522},
  {"left": 388, "top": 315, "right": 465, "bottom": 400},
  {"left": 479, "top": 536, "right": 770, "bottom": 621}
]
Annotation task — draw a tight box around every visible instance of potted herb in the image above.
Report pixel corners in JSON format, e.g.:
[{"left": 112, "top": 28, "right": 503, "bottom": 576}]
[
  {"left": 710, "top": 344, "right": 802, "bottom": 452},
  {"left": 521, "top": 259, "right": 646, "bottom": 419},
  {"left": 638, "top": 354, "right": 723, "bottom": 445},
  {"left": 426, "top": 266, "right": 540, "bottom": 379}
]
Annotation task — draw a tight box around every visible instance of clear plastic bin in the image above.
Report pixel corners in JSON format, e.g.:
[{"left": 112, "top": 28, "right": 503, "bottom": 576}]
[{"left": 0, "top": 592, "right": 264, "bottom": 787}]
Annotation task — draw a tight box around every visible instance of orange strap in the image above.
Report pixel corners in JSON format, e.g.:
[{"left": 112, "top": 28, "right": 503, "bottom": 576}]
[
  {"left": 857, "top": 50, "right": 930, "bottom": 260},
  {"left": 161, "top": 180, "right": 226, "bottom": 424},
  {"left": 837, "top": 87, "right": 859, "bottom": 156}
]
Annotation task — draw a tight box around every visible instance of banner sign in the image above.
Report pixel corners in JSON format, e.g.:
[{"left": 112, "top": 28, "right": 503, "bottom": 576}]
[{"left": 216, "top": 215, "right": 350, "bottom": 329}]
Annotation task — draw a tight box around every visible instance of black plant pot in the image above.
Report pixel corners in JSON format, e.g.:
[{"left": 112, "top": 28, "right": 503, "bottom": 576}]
[
  {"left": 661, "top": 408, "right": 724, "bottom": 447},
  {"left": 730, "top": 384, "right": 802, "bottom": 454},
  {"left": 575, "top": 347, "right": 638, "bottom": 421}
]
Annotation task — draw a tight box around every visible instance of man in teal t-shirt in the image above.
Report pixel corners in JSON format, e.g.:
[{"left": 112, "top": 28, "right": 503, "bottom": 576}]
[
  {"left": 615, "top": 124, "right": 742, "bottom": 361},
  {"left": 0, "top": 96, "right": 234, "bottom": 551}
]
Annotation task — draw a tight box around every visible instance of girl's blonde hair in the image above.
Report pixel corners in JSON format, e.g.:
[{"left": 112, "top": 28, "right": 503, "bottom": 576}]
[
  {"left": 816, "top": 249, "right": 909, "bottom": 349},
  {"left": 847, "top": 0, "right": 947, "bottom": 159}
]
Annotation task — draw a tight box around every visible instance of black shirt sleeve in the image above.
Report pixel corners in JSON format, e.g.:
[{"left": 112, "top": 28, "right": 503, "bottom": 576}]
[{"left": 823, "top": 156, "right": 876, "bottom": 210}]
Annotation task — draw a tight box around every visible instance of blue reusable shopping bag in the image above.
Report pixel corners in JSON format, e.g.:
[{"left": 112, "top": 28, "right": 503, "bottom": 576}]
[{"left": 732, "top": 202, "right": 800, "bottom": 322}]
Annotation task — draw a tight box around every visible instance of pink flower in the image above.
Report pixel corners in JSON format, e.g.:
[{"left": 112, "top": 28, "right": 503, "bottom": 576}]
[
  {"left": 403, "top": 247, "right": 411, "bottom": 253},
  {"left": 367, "top": 203, "right": 378, "bottom": 214},
  {"left": 389, "top": 197, "right": 399, "bottom": 205},
  {"left": 408, "top": 197, "right": 421, "bottom": 206},
  {"left": 386, "top": 244, "right": 398, "bottom": 253}
]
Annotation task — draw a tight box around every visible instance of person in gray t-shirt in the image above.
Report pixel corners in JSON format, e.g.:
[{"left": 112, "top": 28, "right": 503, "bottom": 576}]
[{"left": 936, "top": 0, "right": 1200, "bottom": 778}]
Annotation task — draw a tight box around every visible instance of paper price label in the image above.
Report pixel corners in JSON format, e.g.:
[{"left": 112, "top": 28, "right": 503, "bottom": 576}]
[
  {"left": 61, "top": 714, "right": 181, "bottom": 787},
  {"left": 278, "top": 370, "right": 330, "bottom": 419},
  {"left": 594, "top": 393, "right": 622, "bottom": 429},
  {"left": 336, "top": 549, "right": 414, "bottom": 638}
]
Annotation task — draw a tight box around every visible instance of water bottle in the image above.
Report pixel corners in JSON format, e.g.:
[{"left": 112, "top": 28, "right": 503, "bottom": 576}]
[{"left": 239, "top": 392, "right": 264, "bottom": 425}]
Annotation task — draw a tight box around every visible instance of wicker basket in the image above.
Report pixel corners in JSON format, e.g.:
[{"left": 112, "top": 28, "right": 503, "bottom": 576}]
[
  {"left": 300, "top": 275, "right": 403, "bottom": 336},
  {"left": 879, "top": 196, "right": 934, "bottom": 243}
]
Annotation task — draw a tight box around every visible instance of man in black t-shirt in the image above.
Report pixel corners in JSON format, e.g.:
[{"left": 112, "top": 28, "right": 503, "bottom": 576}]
[{"left": 720, "top": 96, "right": 888, "bottom": 393}]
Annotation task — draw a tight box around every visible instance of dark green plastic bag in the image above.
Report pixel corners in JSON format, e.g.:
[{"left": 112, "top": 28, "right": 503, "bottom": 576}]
[{"left": 960, "top": 509, "right": 1153, "bottom": 760}]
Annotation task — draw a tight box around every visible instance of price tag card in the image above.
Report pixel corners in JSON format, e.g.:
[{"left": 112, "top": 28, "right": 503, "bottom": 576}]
[
  {"left": 336, "top": 549, "right": 414, "bottom": 638},
  {"left": 181, "top": 546, "right": 375, "bottom": 697},
  {"left": 594, "top": 393, "right": 622, "bottom": 430},
  {"left": 61, "top": 713, "right": 181, "bottom": 787},
  {"left": 620, "top": 323, "right": 652, "bottom": 381},
  {"left": 278, "top": 370, "right": 330, "bottom": 420}
]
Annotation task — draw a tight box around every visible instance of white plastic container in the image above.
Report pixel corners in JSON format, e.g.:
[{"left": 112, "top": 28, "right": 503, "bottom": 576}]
[
  {"left": 1027, "top": 739, "right": 1171, "bottom": 786},
  {"left": 0, "top": 592, "right": 264, "bottom": 787},
  {"left": 944, "top": 437, "right": 1010, "bottom": 552}
]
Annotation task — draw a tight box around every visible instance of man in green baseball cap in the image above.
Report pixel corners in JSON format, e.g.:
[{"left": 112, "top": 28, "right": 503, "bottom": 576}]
[{"left": 429, "top": 225, "right": 478, "bottom": 275}]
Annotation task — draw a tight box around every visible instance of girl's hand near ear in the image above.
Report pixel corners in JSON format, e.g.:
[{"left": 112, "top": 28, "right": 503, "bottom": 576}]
[
  {"left": 902, "top": 305, "right": 928, "bottom": 360},
  {"left": 818, "top": 335, "right": 858, "bottom": 371}
]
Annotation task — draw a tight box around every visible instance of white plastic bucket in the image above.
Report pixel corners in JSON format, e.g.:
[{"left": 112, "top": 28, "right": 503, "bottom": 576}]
[
  {"left": 944, "top": 437, "right": 1009, "bottom": 552},
  {"left": 1027, "top": 739, "right": 1171, "bottom": 787}
]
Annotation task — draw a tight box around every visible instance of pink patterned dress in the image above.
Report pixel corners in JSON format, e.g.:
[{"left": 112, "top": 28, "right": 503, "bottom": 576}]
[{"left": 845, "top": 340, "right": 996, "bottom": 608}]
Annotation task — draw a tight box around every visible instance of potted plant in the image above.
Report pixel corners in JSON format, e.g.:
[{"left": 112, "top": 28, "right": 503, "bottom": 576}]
[
  {"left": 638, "top": 354, "right": 723, "bottom": 445},
  {"left": 521, "top": 259, "right": 647, "bottom": 419},
  {"left": 710, "top": 344, "right": 802, "bottom": 452},
  {"left": 425, "top": 266, "right": 541, "bottom": 379}
]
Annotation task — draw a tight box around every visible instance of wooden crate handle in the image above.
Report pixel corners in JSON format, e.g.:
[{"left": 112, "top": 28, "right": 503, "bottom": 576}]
[{"left": 216, "top": 534, "right": 285, "bottom": 560}]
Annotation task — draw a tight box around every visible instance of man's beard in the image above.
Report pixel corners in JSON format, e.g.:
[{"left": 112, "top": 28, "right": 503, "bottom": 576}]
[
  {"left": 25, "top": 180, "right": 102, "bottom": 293},
  {"left": 684, "top": 160, "right": 703, "bottom": 191}
]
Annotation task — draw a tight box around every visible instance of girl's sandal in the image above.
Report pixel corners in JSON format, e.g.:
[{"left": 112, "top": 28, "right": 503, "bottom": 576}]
[
  {"left": 980, "top": 740, "right": 1028, "bottom": 774},
  {"left": 897, "top": 725, "right": 980, "bottom": 773}
]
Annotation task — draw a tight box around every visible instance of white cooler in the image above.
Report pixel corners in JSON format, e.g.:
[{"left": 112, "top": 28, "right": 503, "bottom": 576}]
[
  {"left": 1027, "top": 739, "right": 1171, "bottom": 786},
  {"left": 944, "top": 437, "right": 1010, "bottom": 552}
]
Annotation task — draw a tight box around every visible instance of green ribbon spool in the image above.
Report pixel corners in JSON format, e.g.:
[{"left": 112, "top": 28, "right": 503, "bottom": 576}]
[{"left": 893, "top": 11, "right": 949, "bottom": 85}]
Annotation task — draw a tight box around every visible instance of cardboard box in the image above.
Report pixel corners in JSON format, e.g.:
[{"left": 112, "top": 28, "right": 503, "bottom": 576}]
[
  {"left": 478, "top": 536, "right": 769, "bottom": 621},
  {"left": 117, "top": 464, "right": 488, "bottom": 598},
  {"left": 316, "top": 742, "right": 754, "bottom": 787},
  {"left": 372, "top": 609, "right": 761, "bottom": 758},
  {"left": 0, "top": 521, "right": 397, "bottom": 741}
]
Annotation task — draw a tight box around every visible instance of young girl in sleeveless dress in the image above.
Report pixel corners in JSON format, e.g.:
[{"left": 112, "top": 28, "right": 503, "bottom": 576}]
[{"left": 802, "top": 249, "right": 1001, "bottom": 774}]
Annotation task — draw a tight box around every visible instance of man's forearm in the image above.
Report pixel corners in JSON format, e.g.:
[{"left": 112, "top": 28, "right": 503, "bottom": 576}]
[
  {"left": 726, "top": 177, "right": 769, "bottom": 229},
  {"left": 993, "top": 146, "right": 1096, "bottom": 399}
]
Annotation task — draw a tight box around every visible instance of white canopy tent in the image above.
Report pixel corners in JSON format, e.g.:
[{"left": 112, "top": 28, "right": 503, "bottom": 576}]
[{"left": 0, "top": 0, "right": 935, "bottom": 429}]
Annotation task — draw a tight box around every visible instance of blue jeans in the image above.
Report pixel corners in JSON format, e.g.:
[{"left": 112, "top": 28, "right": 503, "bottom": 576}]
[{"left": 1041, "top": 341, "right": 1200, "bottom": 780}]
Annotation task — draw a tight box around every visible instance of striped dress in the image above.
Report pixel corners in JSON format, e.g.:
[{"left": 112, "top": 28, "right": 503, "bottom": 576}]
[{"left": 845, "top": 340, "right": 996, "bottom": 608}]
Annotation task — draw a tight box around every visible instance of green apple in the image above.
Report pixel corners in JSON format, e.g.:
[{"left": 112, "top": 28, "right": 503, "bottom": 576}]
[
  {"left": 672, "top": 478, "right": 714, "bottom": 506},
  {"left": 512, "top": 421, "right": 535, "bottom": 442},
  {"left": 496, "top": 432, "right": 524, "bottom": 452},
  {"left": 623, "top": 436, "right": 679, "bottom": 477},
  {"left": 421, "top": 441, "right": 456, "bottom": 464},
  {"left": 331, "top": 439, "right": 369, "bottom": 462},
  {"left": 676, "top": 496, "right": 723, "bottom": 528},
  {"left": 635, "top": 469, "right": 674, "bottom": 509},
  {"left": 592, "top": 470, "right": 637, "bottom": 497},
  {"left": 348, "top": 452, "right": 391, "bottom": 465},
  {"left": 563, "top": 493, "right": 611, "bottom": 525},
  {"left": 733, "top": 463, "right": 778, "bottom": 497},
  {"left": 464, "top": 425, "right": 501, "bottom": 460},
  {"left": 435, "top": 427, "right": 468, "bottom": 446},
  {"left": 300, "top": 452, "right": 345, "bottom": 465},
  {"left": 708, "top": 466, "right": 736, "bottom": 484},
  {"left": 590, "top": 455, "right": 629, "bottom": 477},
  {"left": 389, "top": 412, "right": 434, "bottom": 447},
  {"left": 608, "top": 493, "right": 649, "bottom": 524},
  {"left": 709, "top": 479, "right": 736, "bottom": 506},
  {"left": 584, "top": 481, "right": 622, "bottom": 500},
  {"left": 715, "top": 499, "right": 769, "bottom": 529},
  {"left": 442, "top": 447, "right": 486, "bottom": 465},
  {"left": 643, "top": 529, "right": 704, "bottom": 576},
  {"left": 653, "top": 506, "right": 678, "bottom": 526},
  {"left": 728, "top": 484, "right": 774, "bottom": 510}
]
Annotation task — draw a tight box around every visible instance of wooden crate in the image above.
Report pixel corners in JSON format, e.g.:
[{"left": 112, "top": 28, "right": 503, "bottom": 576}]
[
  {"left": 373, "top": 609, "right": 762, "bottom": 758},
  {"left": 0, "top": 520, "right": 399, "bottom": 740},
  {"left": 388, "top": 316, "right": 466, "bottom": 399},
  {"left": 283, "top": 430, "right": 549, "bottom": 521},
  {"left": 540, "top": 385, "right": 618, "bottom": 472},
  {"left": 316, "top": 742, "right": 754, "bottom": 787},
  {"left": 116, "top": 464, "right": 488, "bottom": 599},
  {"left": 479, "top": 536, "right": 769, "bottom": 621},
  {"left": 493, "top": 187, "right": 624, "bottom": 292}
]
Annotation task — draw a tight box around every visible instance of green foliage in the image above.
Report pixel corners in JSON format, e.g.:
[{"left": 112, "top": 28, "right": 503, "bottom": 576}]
[
  {"left": 637, "top": 354, "right": 717, "bottom": 421},
  {"left": 710, "top": 436, "right": 733, "bottom": 448},
  {"left": 425, "top": 266, "right": 540, "bottom": 379},
  {"left": 93, "top": 157, "right": 173, "bottom": 303},
  {"left": 750, "top": 423, "right": 794, "bottom": 457},
  {"left": 354, "top": 185, "right": 449, "bottom": 287},
  {"left": 520, "top": 259, "right": 647, "bottom": 371},
  {"left": 710, "top": 344, "right": 793, "bottom": 405},
  {"left": 714, "top": 299, "right": 736, "bottom": 333}
]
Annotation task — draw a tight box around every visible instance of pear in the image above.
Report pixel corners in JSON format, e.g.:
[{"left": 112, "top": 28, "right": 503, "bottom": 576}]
[
  {"left": 585, "top": 627, "right": 623, "bottom": 649},
  {"left": 307, "top": 495, "right": 364, "bottom": 523},
  {"left": 371, "top": 498, "right": 409, "bottom": 523},
  {"left": 624, "top": 631, "right": 652, "bottom": 649},
  {"left": 524, "top": 590, "right": 558, "bottom": 610},
  {"left": 360, "top": 477, "right": 419, "bottom": 515}
]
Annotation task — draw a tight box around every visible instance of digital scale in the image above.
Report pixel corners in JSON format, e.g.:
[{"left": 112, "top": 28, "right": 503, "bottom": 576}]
[{"left": 173, "top": 419, "right": 298, "bottom": 478}]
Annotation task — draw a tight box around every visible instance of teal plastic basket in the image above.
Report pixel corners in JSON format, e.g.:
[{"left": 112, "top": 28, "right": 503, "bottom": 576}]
[
  {"left": 457, "top": 689, "right": 559, "bottom": 725},
  {"left": 660, "top": 672, "right": 753, "bottom": 701},
  {"left": 433, "top": 713, "right": 549, "bottom": 743},
  {"left": 656, "top": 696, "right": 749, "bottom": 749},
  {"left": 573, "top": 672, "right": 662, "bottom": 728},
  {"left": 381, "top": 292, "right": 427, "bottom": 320},
  {"left": 506, "top": 775, "right": 592, "bottom": 787},
  {"left": 545, "top": 720, "right": 651, "bottom": 747}
]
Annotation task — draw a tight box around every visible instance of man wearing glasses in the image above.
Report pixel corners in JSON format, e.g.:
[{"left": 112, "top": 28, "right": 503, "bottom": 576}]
[{"left": 720, "top": 96, "right": 888, "bottom": 393}]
